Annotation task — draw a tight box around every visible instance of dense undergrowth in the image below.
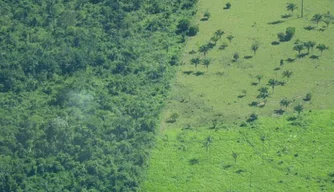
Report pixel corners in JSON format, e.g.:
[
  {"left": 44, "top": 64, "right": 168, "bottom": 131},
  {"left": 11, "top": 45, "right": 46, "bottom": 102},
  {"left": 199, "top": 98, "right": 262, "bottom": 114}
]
[{"left": 0, "top": 0, "right": 198, "bottom": 191}]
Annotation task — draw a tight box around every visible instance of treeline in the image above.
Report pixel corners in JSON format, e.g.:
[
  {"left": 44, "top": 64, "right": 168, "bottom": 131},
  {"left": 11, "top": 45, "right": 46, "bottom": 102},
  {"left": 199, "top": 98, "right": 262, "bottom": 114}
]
[{"left": 0, "top": 0, "right": 198, "bottom": 191}]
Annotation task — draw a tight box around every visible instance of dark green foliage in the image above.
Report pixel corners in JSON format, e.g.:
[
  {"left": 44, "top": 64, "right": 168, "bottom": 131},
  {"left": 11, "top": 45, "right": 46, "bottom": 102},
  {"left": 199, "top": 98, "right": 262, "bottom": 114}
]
[
  {"left": 277, "top": 27, "right": 295, "bottom": 42},
  {"left": 187, "top": 25, "right": 199, "bottom": 36},
  {"left": 0, "top": 0, "right": 198, "bottom": 191},
  {"left": 286, "top": 3, "right": 298, "bottom": 15},
  {"left": 225, "top": 3, "right": 232, "bottom": 10}
]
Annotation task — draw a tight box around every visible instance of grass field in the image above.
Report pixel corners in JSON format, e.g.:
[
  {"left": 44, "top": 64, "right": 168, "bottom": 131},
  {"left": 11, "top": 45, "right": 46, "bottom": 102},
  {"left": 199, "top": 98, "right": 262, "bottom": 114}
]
[{"left": 141, "top": 0, "right": 334, "bottom": 191}]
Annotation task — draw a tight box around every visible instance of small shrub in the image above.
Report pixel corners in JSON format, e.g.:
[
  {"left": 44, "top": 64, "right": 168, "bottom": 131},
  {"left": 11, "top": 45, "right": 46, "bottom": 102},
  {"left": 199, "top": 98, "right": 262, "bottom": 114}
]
[
  {"left": 247, "top": 113, "right": 258, "bottom": 122},
  {"left": 187, "top": 25, "right": 199, "bottom": 36},
  {"left": 224, "top": 3, "right": 231, "bottom": 9},
  {"left": 166, "top": 112, "right": 179, "bottom": 123}
]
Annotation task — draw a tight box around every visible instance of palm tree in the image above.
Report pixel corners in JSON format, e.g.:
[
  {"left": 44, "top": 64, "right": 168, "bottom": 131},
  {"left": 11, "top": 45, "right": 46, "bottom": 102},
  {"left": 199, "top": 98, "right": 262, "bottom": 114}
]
[
  {"left": 210, "top": 36, "right": 219, "bottom": 45},
  {"left": 257, "top": 87, "right": 269, "bottom": 99},
  {"left": 232, "top": 151, "right": 239, "bottom": 164},
  {"left": 280, "top": 98, "right": 291, "bottom": 109},
  {"left": 268, "top": 79, "right": 278, "bottom": 93},
  {"left": 251, "top": 42, "right": 259, "bottom": 55},
  {"left": 293, "top": 44, "right": 304, "bottom": 54},
  {"left": 304, "top": 41, "right": 316, "bottom": 54},
  {"left": 199, "top": 44, "right": 209, "bottom": 56},
  {"left": 256, "top": 74, "right": 263, "bottom": 84},
  {"left": 286, "top": 3, "right": 298, "bottom": 15},
  {"left": 323, "top": 12, "right": 334, "bottom": 28},
  {"left": 214, "top": 29, "right": 224, "bottom": 39},
  {"left": 227, "top": 35, "right": 235, "bottom": 43},
  {"left": 294, "top": 104, "right": 303, "bottom": 116},
  {"left": 316, "top": 44, "right": 329, "bottom": 55},
  {"left": 202, "top": 58, "right": 211, "bottom": 70},
  {"left": 282, "top": 70, "right": 293, "bottom": 79},
  {"left": 190, "top": 57, "right": 201, "bottom": 68},
  {"left": 311, "top": 14, "right": 322, "bottom": 26}
]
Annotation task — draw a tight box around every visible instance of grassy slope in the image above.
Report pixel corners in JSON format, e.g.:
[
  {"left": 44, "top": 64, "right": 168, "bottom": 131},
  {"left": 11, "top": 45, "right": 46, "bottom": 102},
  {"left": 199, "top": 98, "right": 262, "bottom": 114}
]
[{"left": 142, "top": 0, "right": 334, "bottom": 191}]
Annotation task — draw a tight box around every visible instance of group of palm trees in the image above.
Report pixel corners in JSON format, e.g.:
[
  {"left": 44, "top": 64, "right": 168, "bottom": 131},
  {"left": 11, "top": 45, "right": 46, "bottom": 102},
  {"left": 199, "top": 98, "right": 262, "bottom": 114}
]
[{"left": 293, "top": 41, "right": 329, "bottom": 56}]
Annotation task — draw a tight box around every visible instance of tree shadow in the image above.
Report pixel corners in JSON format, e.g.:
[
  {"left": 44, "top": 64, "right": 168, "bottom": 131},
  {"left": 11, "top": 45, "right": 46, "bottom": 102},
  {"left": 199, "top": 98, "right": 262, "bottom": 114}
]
[
  {"left": 215, "top": 72, "right": 225, "bottom": 76},
  {"left": 249, "top": 101, "right": 259, "bottom": 107},
  {"left": 274, "top": 67, "right": 280, "bottom": 71},
  {"left": 267, "top": 20, "right": 285, "bottom": 25},
  {"left": 200, "top": 17, "right": 208, "bottom": 21},
  {"left": 271, "top": 41, "right": 280, "bottom": 45},
  {"left": 189, "top": 50, "right": 196, "bottom": 54},
  {"left": 251, "top": 82, "right": 258, "bottom": 86},
  {"left": 189, "top": 158, "right": 199, "bottom": 165},
  {"left": 304, "top": 26, "right": 315, "bottom": 31},
  {"left": 274, "top": 109, "right": 285, "bottom": 115},
  {"left": 310, "top": 55, "right": 319, "bottom": 60},
  {"left": 297, "top": 53, "right": 308, "bottom": 59},
  {"left": 237, "top": 95, "right": 246, "bottom": 98},
  {"left": 281, "top": 14, "right": 292, "bottom": 19},
  {"left": 183, "top": 70, "right": 193, "bottom": 75},
  {"left": 194, "top": 71, "right": 205, "bottom": 76},
  {"left": 287, "top": 116, "right": 297, "bottom": 121},
  {"left": 286, "top": 58, "right": 295, "bottom": 63},
  {"left": 319, "top": 28, "right": 326, "bottom": 32},
  {"left": 244, "top": 55, "right": 253, "bottom": 59}
]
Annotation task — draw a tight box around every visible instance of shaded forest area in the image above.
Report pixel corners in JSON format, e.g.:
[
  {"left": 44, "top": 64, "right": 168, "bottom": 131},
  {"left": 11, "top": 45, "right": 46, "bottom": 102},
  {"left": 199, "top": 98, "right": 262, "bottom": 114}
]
[{"left": 0, "top": 0, "right": 198, "bottom": 191}]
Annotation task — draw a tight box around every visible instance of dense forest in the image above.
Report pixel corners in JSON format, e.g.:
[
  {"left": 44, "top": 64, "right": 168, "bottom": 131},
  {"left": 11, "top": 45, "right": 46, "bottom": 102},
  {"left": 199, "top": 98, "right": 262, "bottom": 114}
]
[{"left": 0, "top": 0, "right": 198, "bottom": 191}]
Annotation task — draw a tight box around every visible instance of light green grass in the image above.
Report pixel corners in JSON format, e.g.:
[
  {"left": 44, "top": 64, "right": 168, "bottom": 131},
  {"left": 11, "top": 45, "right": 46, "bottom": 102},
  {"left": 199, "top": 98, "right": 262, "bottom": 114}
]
[
  {"left": 142, "top": 111, "right": 334, "bottom": 191},
  {"left": 142, "top": 0, "right": 334, "bottom": 191}
]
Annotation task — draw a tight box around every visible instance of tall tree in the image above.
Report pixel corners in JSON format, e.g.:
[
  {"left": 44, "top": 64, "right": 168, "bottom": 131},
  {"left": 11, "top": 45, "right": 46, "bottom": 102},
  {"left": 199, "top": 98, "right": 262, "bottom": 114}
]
[
  {"left": 293, "top": 44, "right": 304, "bottom": 54},
  {"left": 227, "top": 35, "right": 234, "bottom": 43},
  {"left": 257, "top": 87, "right": 269, "bottom": 99},
  {"left": 280, "top": 98, "right": 291, "bottom": 109},
  {"left": 268, "top": 79, "right": 278, "bottom": 93},
  {"left": 202, "top": 58, "right": 211, "bottom": 70},
  {"left": 286, "top": 3, "right": 298, "bottom": 15},
  {"left": 304, "top": 41, "right": 316, "bottom": 53},
  {"left": 190, "top": 57, "right": 201, "bottom": 68},
  {"left": 214, "top": 29, "right": 224, "bottom": 39},
  {"left": 294, "top": 104, "right": 304, "bottom": 115},
  {"left": 199, "top": 44, "right": 209, "bottom": 56},
  {"left": 251, "top": 42, "right": 259, "bottom": 55},
  {"left": 311, "top": 14, "right": 322, "bottom": 26},
  {"left": 316, "top": 44, "right": 329, "bottom": 55},
  {"left": 282, "top": 70, "right": 293, "bottom": 79}
]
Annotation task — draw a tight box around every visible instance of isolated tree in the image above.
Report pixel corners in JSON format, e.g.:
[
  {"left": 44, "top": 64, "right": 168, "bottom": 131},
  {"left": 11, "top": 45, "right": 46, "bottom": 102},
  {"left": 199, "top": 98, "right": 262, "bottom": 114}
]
[
  {"left": 190, "top": 57, "right": 201, "bottom": 68},
  {"left": 199, "top": 44, "right": 209, "bottom": 56},
  {"left": 256, "top": 74, "right": 263, "bottom": 84},
  {"left": 323, "top": 12, "right": 334, "bottom": 28},
  {"left": 187, "top": 25, "right": 199, "bottom": 36},
  {"left": 282, "top": 70, "right": 293, "bottom": 79},
  {"left": 233, "top": 52, "right": 239, "bottom": 61},
  {"left": 210, "top": 36, "right": 219, "bottom": 45},
  {"left": 251, "top": 42, "right": 259, "bottom": 55},
  {"left": 268, "top": 79, "right": 278, "bottom": 93},
  {"left": 294, "top": 104, "right": 303, "bottom": 115},
  {"left": 214, "top": 29, "right": 225, "bottom": 39},
  {"left": 257, "top": 87, "right": 269, "bottom": 99},
  {"left": 203, "top": 10, "right": 211, "bottom": 20},
  {"left": 280, "top": 98, "right": 291, "bottom": 109},
  {"left": 293, "top": 44, "right": 304, "bottom": 54},
  {"left": 286, "top": 3, "right": 298, "bottom": 15},
  {"left": 227, "top": 35, "right": 235, "bottom": 43},
  {"left": 202, "top": 58, "right": 211, "bottom": 70},
  {"left": 304, "top": 41, "right": 316, "bottom": 53},
  {"left": 316, "top": 44, "right": 329, "bottom": 55},
  {"left": 232, "top": 151, "right": 239, "bottom": 164},
  {"left": 311, "top": 14, "right": 322, "bottom": 26}
]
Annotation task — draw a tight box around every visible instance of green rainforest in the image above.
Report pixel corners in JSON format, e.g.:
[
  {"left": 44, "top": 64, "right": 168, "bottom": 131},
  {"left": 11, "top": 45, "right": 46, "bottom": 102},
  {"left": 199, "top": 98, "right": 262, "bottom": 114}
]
[
  {"left": 0, "top": 0, "right": 197, "bottom": 191},
  {"left": 1, "top": 0, "right": 334, "bottom": 191}
]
